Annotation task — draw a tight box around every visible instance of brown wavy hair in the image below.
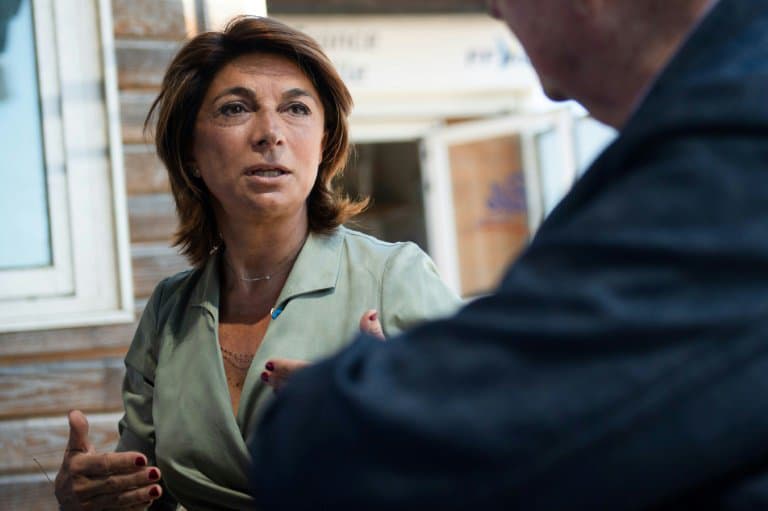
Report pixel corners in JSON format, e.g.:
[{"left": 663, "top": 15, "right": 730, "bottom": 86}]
[{"left": 146, "top": 16, "right": 367, "bottom": 267}]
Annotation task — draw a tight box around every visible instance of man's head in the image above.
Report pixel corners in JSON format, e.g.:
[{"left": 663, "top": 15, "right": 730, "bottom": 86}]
[{"left": 487, "top": 0, "right": 719, "bottom": 127}]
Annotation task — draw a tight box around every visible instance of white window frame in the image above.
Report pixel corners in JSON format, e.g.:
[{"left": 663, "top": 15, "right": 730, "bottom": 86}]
[
  {"left": 419, "top": 109, "right": 577, "bottom": 295},
  {"left": 0, "top": 0, "right": 133, "bottom": 332}
]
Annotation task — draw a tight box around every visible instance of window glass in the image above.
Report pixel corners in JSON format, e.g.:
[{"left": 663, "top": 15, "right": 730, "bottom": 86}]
[
  {"left": 574, "top": 116, "right": 616, "bottom": 176},
  {"left": 0, "top": 0, "right": 51, "bottom": 269},
  {"left": 535, "top": 127, "right": 565, "bottom": 215}
]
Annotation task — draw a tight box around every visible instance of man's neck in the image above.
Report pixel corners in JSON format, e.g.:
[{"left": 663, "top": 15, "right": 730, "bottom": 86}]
[{"left": 592, "top": 0, "right": 721, "bottom": 128}]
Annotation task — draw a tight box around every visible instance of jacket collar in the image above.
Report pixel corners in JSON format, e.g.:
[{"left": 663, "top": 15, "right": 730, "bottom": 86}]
[
  {"left": 274, "top": 227, "right": 344, "bottom": 309},
  {"left": 190, "top": 248, "right": 221, "bottom": 320},
  {"left": 189, "top": 227, "right": 345, "bottom": 319}
]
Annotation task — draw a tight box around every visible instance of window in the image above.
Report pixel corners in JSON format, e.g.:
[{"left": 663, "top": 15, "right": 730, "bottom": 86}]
[
  {"left": 420, "top": 110, "right": 574, "bottom": 296},
  {"left": 0, "top": 0, "right": 133, "bottom": 332}
]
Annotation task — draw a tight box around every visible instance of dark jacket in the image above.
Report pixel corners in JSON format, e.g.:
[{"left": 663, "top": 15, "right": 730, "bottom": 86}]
[{"left": 250, "top": 1, "right": 768, "bottom": 509}]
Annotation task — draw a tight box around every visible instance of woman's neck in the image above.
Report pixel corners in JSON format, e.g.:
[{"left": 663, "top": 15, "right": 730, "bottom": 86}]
[{"left": 218, "top": 210, "right": 309, "bottom": 292}]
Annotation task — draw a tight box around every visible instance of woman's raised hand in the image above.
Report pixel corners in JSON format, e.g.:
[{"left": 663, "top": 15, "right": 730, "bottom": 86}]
[
  {"left": 358, "top": 309, "right": 385, "bottom": 340},
  {"left": 262, "top": 309, "right": 386, "bottom": 391},
  {"left": 261, "top": 358, "right": 309, "bottom": 393},
  {"left": 55, "top": 410, "right": 164, "bottom": 510}
]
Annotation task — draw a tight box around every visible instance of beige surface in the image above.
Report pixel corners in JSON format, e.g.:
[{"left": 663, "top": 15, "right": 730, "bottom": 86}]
[{"left": 449, "top": 135, "right": 530, "bottom": 296}]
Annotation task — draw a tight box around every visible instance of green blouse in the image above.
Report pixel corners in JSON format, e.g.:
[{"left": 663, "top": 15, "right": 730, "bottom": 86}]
[{"left": 116, "top": 227, "right": 461, "bottom": 510}]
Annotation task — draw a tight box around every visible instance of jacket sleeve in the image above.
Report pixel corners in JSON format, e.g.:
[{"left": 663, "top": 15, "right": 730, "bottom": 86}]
[
  {"left": 379, "top": 242, "right": 462, "bottom": 337},
  {"left": 116, "top": 278, "right": 179, "bottom": 511},
  {"left": 250, "top": 128, "right": 768, "bottom": 511}
]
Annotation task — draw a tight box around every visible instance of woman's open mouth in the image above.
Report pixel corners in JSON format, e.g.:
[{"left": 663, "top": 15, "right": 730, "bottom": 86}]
[{"left": 247, "top": 168, "right": 285, "bottom": 177}]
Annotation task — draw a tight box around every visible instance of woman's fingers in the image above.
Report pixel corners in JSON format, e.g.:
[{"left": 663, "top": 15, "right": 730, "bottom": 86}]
[
  {"left": 86, "top": 482, "right": 162, "bottom": 510},
  {"left": 262, "top": 309, "right": 385, "bottom": 393},
  {"left": 75, "top": 465, "right": 162, "bottom": 501},
  {"left": 66, "top": 409, "right": 94, "bottom": 455},
  {"left": 56, "top": 410, "right": 160, "bottom": 510},
  {"left": 359, "top": 309, "right": 385, "bottom": 340},
  {"left": 262, "top": 358, "right": 309, "bottom": 392},
  {"left": 72, "top": 451, "right": 150, "bottom": 478}
]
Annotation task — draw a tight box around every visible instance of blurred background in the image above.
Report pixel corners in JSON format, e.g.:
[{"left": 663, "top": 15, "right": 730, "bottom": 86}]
[{"left": 0, "top": 0, "right": 614, "bottom": 508}]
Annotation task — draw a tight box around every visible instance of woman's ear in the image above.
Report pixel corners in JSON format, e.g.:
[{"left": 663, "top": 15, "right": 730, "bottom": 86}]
[{"left": 186, "top": 159, "right": 200, "bottom": 178}]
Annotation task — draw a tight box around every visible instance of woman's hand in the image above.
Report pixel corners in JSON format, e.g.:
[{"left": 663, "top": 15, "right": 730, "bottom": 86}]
[
  {"left": 262, "top": 309, "right": 386, "bottom": 391},
  {"left": 55, "top": 410, "right": 164, "bottom": 510},
  {"left": 358, "top": 309, "right": 385, "bottom": 340},
  {"left": 261, "top": 358, "right": 308, "bottom": 393}
]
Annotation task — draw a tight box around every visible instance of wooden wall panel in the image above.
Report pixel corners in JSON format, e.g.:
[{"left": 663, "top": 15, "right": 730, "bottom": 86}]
[
  {"left": 120, "top": 92, "right": 155, "bottom": 144},
  {"left": 0, "top": 474, "right": 58, "bottom": 511},
  {"left": 128, "top": 193, "right": 177, "bottom": 244},
  {"left": 0, "top": 413, "right": 122, "bottom": 475},
  {"left": 0, "top": 324, "right": 136, "bottom": 359},
  {"left": 132, "top": 243, "right": 191, "bottom": 299},
  {"left": 124, "top": 145, "right": 171, "bottom": 195},
  {"left": 116, "top": 41, "right": 180, "bottom": 90},
  {"left": 112, "top": 0, "right": 187, "bottom": 39},
  {"left": 0, "top": 359, "right": 124, "bottom": 420}
]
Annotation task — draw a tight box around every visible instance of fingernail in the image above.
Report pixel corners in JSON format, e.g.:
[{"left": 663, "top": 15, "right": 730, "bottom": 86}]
[
  {"left": 135, "top": 457, "right": 146, "bottom": 467},
  {"left": 149, "top": 486, "right": 160, "bottom": 498},
  {"left": 148, "top": 468, "right": 160, "bottom": 480},
  {"left": 370, "top": 311, "right": 378, "bottom": 321},
  {"left": 265, "top": 361, "right": 274, "bottom": 371},
  {"left": 261, "top": 371, "right": 269, "bottom": 382}
]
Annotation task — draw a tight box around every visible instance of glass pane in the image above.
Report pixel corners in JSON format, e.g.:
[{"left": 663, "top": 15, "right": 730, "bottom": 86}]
[
  {"left": 574, "top": 116, "right": 616, "bottom": 175},
  {"left": 0, "top": 0, "right": 51, "bottom": 269},
  {"left": 449, "top": 134, "right": 529, "bottom": 296},
  {"left": 535, "top": 128, "right": 566, "bottom": 216}
]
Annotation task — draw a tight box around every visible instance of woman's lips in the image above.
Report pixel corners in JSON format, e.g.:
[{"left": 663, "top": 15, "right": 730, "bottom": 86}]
[
  {"left": 244, "top": 165, "right": 290, "bottom": 178},
  {"left": 247, "top": 169, "right": 285, "bottom": 177}
]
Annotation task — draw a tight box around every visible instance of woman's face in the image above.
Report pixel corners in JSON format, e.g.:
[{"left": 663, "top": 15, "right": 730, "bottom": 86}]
[{"left": 192, "top": 52, "right": 325, "bottom": 226}]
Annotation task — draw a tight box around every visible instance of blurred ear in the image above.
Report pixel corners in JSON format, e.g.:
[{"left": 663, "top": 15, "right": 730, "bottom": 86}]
[{"left": 575, "top": 0, "right": 603, "bottom": 17}]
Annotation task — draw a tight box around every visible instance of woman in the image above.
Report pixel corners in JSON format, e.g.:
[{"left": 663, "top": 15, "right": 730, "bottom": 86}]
[{"left": 54, "top": 16, "right": 459, "bottom": 510}]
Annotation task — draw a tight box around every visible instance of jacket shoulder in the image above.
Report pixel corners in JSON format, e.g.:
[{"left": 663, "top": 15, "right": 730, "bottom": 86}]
[
  {"left": 146, "top": 267, "right": 203, "bottom": 327},
  {"left": 338, "top": 226, "right": 425, "bottom": 269}
]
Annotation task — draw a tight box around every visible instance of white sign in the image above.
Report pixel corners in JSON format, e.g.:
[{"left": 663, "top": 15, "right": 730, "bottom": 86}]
[
  {"left": 205, "top": 0, "right": 267, "bottom": 30},
  {"left": 277, "top": 15, "right": 538, "bottom": 96}
]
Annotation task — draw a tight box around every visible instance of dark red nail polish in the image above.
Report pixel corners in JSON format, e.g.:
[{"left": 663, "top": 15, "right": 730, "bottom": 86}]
[
  {"left": 261, "top": 371, "right": 269, "bottom": 382},
  {"left": 148, "top": 468, "right": 160, "bottom": 480},
  {"left": 149, "top": 487, "right": 160, "bottom": 498},
  {"left": 265, "top": 361, "right": 274, "bottom": 371},
  {"left": 135, "top": 457, "right": 146, "bottom": 467}
]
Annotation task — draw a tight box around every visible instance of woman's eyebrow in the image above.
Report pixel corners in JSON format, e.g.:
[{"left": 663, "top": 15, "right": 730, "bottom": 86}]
[
  {"left": 282, "top": 87, "right": 317, "bottom": 102},
  {"left": 211, "top": 86, "right": 255, "bottom": 103}
]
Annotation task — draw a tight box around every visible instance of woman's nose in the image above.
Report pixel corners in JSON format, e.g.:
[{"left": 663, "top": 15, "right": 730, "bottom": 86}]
[{"left": 251, "top": 111, "right": 282, "bottom": 150}]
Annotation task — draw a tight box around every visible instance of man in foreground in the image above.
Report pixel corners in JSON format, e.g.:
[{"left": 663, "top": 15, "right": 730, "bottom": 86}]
[{"left": 251, "top": 0, "right": 768, "bottom": 509}]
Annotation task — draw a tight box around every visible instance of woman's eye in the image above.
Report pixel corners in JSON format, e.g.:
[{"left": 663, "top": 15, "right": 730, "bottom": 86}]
[
  {"left": 286, "top": 103, "right": 310, "bottom": 116},
  {"left": 219, "top": 103, "right": 247, "bottom": 116}
]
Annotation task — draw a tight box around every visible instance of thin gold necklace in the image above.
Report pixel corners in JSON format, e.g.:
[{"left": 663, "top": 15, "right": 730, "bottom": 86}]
[
  {"left": 223, "top": 241, "right": 303, "bottom": 282},
  {"left": 223, "top": 255, "right": 280, "bottom": 281}
]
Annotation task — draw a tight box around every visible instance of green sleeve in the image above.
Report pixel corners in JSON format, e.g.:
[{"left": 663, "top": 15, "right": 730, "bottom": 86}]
[
  {"left": 380, "top": 242, "right": 462, "bottom": 337},
  {"left": 115, "top": 279, "right": 179, "bottom": 510},
  {"left": 116, "top": 278, "right": 163, "bottom": 457}
]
